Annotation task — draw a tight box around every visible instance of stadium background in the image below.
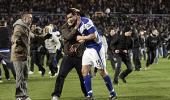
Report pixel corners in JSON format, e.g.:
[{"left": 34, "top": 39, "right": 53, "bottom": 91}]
[{"left": 0, "top": 0, "right": 170, "bottom": 100}]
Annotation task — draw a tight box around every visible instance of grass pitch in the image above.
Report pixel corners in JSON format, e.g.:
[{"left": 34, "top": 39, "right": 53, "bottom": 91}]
[{"left": 0, "top": 58, "right": 170, "bottom": 100}]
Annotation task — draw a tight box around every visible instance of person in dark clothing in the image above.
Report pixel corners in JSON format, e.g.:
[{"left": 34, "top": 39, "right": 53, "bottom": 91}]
[
  {"left": 29, "top": 26, "right": 46, "bottom": 76},
  {"left": 131, "top": 27, "right": 142, "bottom": 71},
  {"left": 145, "top": 29, "right": 160, "bottom": 70},
  {"left": 111, "top": 26, "right": 133, "bottom": 85},
  {"left": 51, "top": 16, "right": 87, "bottom": 100},
  {"left": 107, "top": 29, "right": 118, "bottom": 71},
  {"left": 0, "top": 20, "right": 16, "bottom": 81}
]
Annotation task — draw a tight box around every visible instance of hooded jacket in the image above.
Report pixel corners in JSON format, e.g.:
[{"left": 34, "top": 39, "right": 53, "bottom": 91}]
[{"left": 11, "top": 19, "right": 30, "bottom": 61}]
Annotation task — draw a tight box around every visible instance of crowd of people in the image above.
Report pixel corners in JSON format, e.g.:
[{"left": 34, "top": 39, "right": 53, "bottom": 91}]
[{"left": 0, "top": 0, "right": 170, "bottom": 14}]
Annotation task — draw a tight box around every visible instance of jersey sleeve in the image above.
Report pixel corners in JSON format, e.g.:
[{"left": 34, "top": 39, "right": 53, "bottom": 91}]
[{"left": 84, "top": 19, "right": 96, "bottom": 34}]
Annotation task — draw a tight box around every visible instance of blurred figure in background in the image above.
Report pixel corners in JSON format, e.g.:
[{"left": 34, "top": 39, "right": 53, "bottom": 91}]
[{"left": 145, "top": 29, "right": 160, "bottom": 70}]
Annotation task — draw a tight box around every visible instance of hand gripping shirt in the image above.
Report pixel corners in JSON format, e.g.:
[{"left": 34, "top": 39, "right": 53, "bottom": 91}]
[{"left": 78, "top": 17, "right": 102, "bottom": 52}]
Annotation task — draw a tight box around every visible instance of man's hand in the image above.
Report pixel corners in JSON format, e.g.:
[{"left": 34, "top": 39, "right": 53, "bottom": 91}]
[{"left": 76, "top": 35, "right": 84, "bottom": 41}]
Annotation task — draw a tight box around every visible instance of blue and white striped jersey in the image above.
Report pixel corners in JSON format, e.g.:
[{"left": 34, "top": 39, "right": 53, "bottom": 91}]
[{"left": 78, "top": 17, "right": 102, "bottom": 51}]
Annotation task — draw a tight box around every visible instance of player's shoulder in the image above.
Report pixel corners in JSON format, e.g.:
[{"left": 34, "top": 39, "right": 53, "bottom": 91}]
[{"left": 81, "top": 17, "right": 93, "bottom": 24}]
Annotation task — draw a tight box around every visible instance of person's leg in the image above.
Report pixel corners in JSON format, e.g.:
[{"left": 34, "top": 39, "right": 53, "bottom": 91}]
[
  {"left": 7, "top": 62, "right": 16, "bottom": 79},
  {"left": 120, "top": 55, "right": 133, "bottom": 83},
  {"left": 30, "top": 50, "right": 35, "bottom": 72},
  {"left": 146, "top": 50, "right": 151, "bottom": 67},
  {"left": 2, "top": 63, "right": 10, "bottom": 80},
  {"left": 143, "top": 48, "right": 146, "bottom": 60},
  {"left": 52, "top": 53, "right": 58, "bottom": 74},
  {"left": 113, "top": 55, "right": 121, "bottom": 84},
  {"left": 108, "top": 50, "right": 116, "bottom": 70},
  {"left": 0, "top": 68, "right": 2, "bottom": 82},
  {"left": 35, "top": 52, "right": 45, "bottom": 76},
  {"left": 82, "top": 65, "right": 92, "bottom": 97},
  {"left": 154, "top": 48, "right": 159, "bottom": 64},
  {"left": 133, "top": 48, "right": 141, "bottom": 71},
  {"left": 13, "top": 61, "right": 29, "bottom": 99},
  {"left": 74, "top": 57, "right": 87, "bottom": 97},
  {"left": 99, "top": 69, "right": 117, "bottom": 98},
  {"left": 151, "top": 50, "right": 156, "bottom": 65},
  {"left": 51, "top": 56, "right": 74, "bottom": 98},
  {"left": 48, "top": 53, "right": 55, "bottom": 76}
]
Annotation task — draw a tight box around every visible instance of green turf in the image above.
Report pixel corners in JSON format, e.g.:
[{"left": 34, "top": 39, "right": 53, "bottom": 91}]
[{"left": 0, "top": 58, "right": 170, "bottom": 100}]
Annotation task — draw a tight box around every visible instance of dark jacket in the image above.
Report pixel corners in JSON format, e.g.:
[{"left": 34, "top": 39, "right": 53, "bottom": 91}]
[
  {"left": 146, "top": 34, "right": 160, "bottom": 50},
  {"left": 61, "top": 24, "right": 85, "bottom": 58},
  {"left": 110, "top": 34, "right": 133, "bottom": 53},
  {"left": 0, "top": 26, "right": 11, "bottom": 49}
]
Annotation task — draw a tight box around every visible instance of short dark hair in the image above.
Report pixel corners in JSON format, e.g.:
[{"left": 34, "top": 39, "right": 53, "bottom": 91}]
[
  {"left": 66, "top": 8, "right": 80, "bottom": 15},
  {"left": 20, "top": 9, "right": 32, "bottom": 18}
]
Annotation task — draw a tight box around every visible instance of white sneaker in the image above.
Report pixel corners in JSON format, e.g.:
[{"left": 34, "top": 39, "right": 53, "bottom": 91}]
[
  {"left": 51, "top": 96, "right": 59, "bottom": 100},
  {"left": 29, "top": 71, "right": 34, "bottom": 75},
  {"left": 7, "top": 78, "right": 11, "bottom": 81},
  {"left": 0, "top": 80, "right": 3, "bottom": 83},
  {"left": 48, "top": 71, "right": 51, "bottom": 75},
  {"left": 38, "top": 71, "right": 42, "bottom": 74}
]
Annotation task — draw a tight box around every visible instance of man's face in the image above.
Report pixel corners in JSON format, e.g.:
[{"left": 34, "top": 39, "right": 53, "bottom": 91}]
[
  {"left": 66, "top": 13, "right": 77, "bottom": 26},
  {"left": 23, "top": 14, "right": 32, "bottom": 25},
  {"left": 110, "top": 29, "right": 116, "bottom": 36}
]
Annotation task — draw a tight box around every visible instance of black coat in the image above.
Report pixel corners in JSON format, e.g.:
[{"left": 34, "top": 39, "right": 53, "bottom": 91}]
[
  {"left": 110, "top": 34, "right": 133, "bottom": 52},
  {"left": 0, "top": 27, "right": 11, "bottom": 49},
  {"left": 146, "top": 35, "right": 160, "bottom": 50}
]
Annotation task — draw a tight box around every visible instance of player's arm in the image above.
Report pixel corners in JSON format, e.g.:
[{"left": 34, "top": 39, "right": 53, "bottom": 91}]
[
  {"left": 77, "top": 33, "right": 96, "bottom": 41},
  {"left": 77, "top": 19, "right": 97, "bottom": 42}
]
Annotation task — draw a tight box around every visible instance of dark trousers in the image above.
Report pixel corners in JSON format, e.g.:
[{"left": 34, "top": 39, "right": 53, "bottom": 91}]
[
  {"left": 1, "top": 62, "right": 16, "bottom": 79},
  {"left": 146, "top": 49, "right": 156, "bottom": 67},
  {"left": 132, "top": 48, "right": 141, "bottom": 70},
  {"left": 114, "top": 53, "right": 133, "bottom": 82},
  {"left": 107, "top": 49, "right": 116, "bottom": 70},
  {"left": 0, "top": 64, "right": 9, "bottom": 79},
  {"left": 47, "top": 53, "right": 58, "bottom": 75},
  {"left": 0, "top": 52, "right": 16, "bottom": 79},
  {"left": 30, "top": 50, "right": 45, "bottom": 72},
  {"left": 52, "top": 55, "right": 87, "bottom": 97}
]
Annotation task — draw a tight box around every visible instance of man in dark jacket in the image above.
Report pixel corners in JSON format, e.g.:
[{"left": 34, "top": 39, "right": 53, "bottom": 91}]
[
  {"left": 0, "top": 20, "right": 16, "bottom": 82},
  {"left": 51, "top": 15, "right": 87, "bottom": 100},
  {"left": 111, "top": 26, "right": 133, "bottom": 85},
  {"left": 131, "top": 27, "right": 142, "bottom": 71},
  {"left": 145, "top": 29, "right": 160, "bottom": 70}
]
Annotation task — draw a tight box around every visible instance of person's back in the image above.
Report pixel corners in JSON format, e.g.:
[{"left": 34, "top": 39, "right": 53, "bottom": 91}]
[{"left": 0, "top": 25, "right": 11, "bottom": 49}]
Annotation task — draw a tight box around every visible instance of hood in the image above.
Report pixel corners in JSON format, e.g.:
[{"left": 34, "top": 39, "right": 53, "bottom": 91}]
[{"left": 13, "top": 19, "right": 29, "bottom": 30}]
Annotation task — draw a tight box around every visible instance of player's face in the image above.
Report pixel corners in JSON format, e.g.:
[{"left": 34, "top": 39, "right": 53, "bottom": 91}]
[{"left": 66, "top": 13, "right": 77, "bottom": 26}]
